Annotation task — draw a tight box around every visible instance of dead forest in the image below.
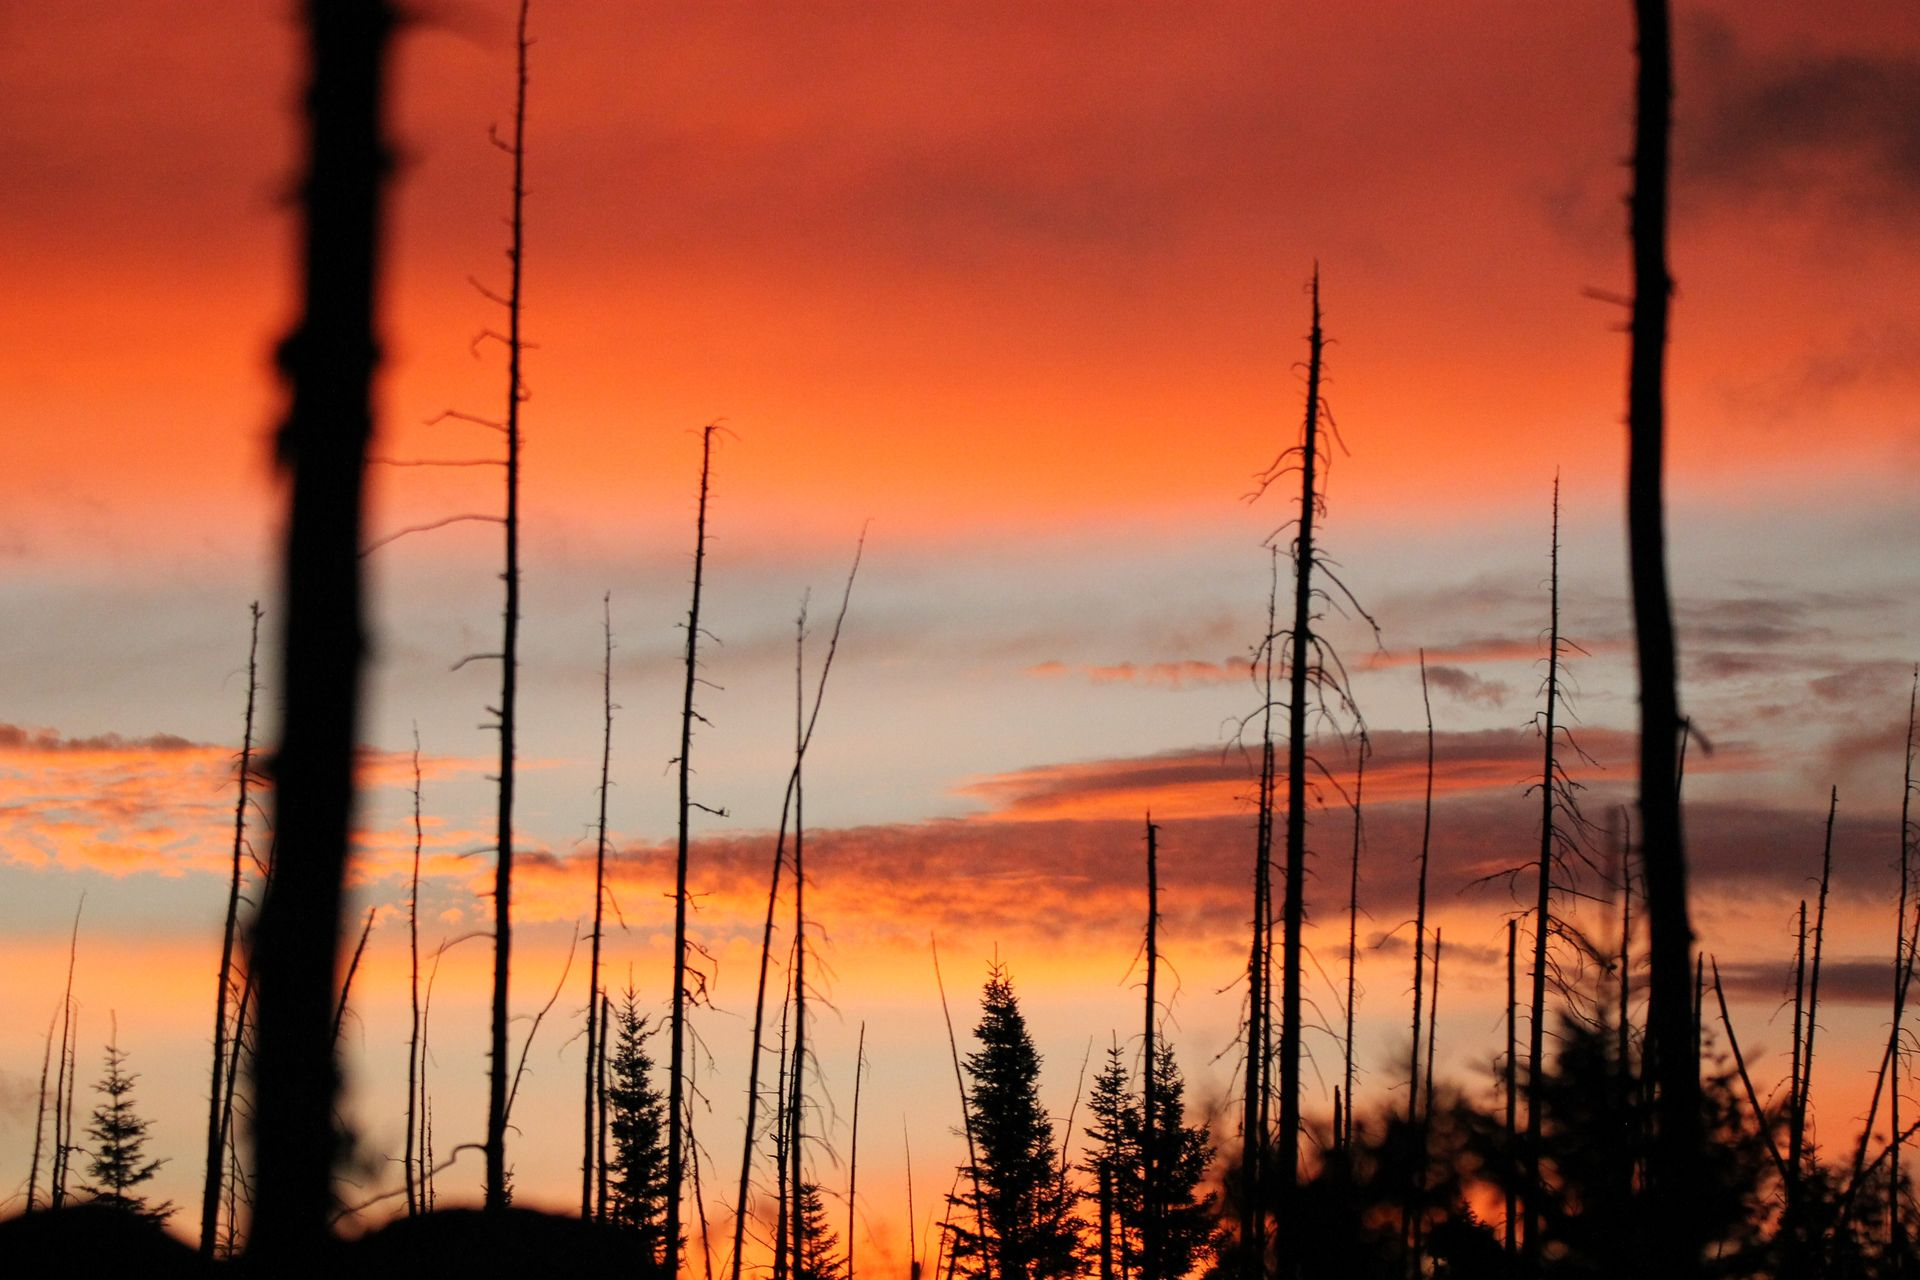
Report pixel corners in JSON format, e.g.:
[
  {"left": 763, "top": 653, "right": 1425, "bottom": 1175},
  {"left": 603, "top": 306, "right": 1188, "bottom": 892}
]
[{"left": 3, "top": 3, "right": 1917, "bottom": 1279}]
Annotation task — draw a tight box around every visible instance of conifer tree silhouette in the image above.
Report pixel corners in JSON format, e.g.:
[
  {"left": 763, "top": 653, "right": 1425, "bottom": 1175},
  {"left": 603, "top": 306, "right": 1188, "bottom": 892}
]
[
  {"left": 84, "top": 1022, "right": 174, "bottom": 1225},
  {"left": 949, "top": 965, "right": 1081, "bottom": 1280},
  {"left": 608, "top": 986, "right": 670, "bottom": 1266}
]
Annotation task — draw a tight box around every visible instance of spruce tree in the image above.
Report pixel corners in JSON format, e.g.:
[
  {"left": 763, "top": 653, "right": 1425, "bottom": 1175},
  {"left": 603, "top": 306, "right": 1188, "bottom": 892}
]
[
  {"left": 1136, "top": 1042, "right": 1216, "bottom": 1279},
  {"left": 1080, "top": 1044, "right": 1139, "bottom": 1278},
  {"left": 949, "top": 964, "right": 1082, "bottom": 1280},
  {"left": 794, "top": 1180, "right": 846, "bottom": 1280},
  {"left": 607, "top": 987, "right": 670, "bottom": 1265},
  {"left": 84, "top": 1028, "right": 173, "bottom": 1224}
]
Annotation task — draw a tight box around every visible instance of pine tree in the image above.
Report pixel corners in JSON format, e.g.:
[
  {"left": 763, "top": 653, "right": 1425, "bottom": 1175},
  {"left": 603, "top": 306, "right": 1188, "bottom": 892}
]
[
  {"left": 607, "top": 986, "right": 670, "bottom": 1266},
  {"left": 84, "top": 1027, "right": 174, "bottom": 1224},
  {"left": 949, "top": 965, "right": 1083, "bottom": 1280}
]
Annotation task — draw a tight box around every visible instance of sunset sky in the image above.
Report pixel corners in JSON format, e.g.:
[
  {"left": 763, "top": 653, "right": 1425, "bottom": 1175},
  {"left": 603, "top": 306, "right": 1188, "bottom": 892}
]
[{"left": 2, "top": 0, "right": 1917, "bottom": 1264}]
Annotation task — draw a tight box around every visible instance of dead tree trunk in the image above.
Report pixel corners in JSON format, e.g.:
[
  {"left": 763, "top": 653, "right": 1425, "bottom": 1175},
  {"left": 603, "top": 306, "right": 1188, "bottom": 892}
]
[
  {"left": 790, "top": 622, "right": 809, "bottom": 1280},
  {"left": 1626, "top": 4, "right": 1702, "bottom": 1268},
  {"left": 202, "top": 602, "right": 261, "bottom": 1255},
  {"left": 400, "top": 737, "right": 421, "bottom": 1215},
  {"left": 1505, "top": 918, "right": 1518, "bottom": 1263},
  {"left": 1276, "top": 268, "right": 1327, "bottom": 1261},
  {"left": 1799, "top": 787, "right": 1836, "bottom": 1169},
  {"left": 332, "top": 907, "right": 378, "bottom": 1047},
  {"left": 484, "top": 0, "right": 532, "bottom": 1215},
  {"left": 27, "top": 1005, "right": 56, "bottom": 1211},
  {"left": 668, "top": 422, "right": 720, "bottom": 1266},
  {"left": 1412, "top": 929, "right": 1442, "bottom": 1273},
  {"left": 1408, "top": 653, "right": 1435, "bottom": 1258},
  {"left": 1144, "top": 816, "right": 1161, "bottom": 1280},
  {"left": 730, "top": 539, "right": 862, "bottom": 1280},
  {"left": 249, "top": 0, "right": 390, "bottom": 1256},
  {"left": 597, "top": 992, "right": 611, "bottom": 1220},
  {"left": 584, "top": 595, "right": 614, "bottom": 1218},
  {"left": 1526, "top": 477, "right": 1565, "bottom": 1266},
  {"left": 1243, "top": 552, "right": 1279, "bottom": 1277},
  {"left": 1343, "top": 732, "right": 1367, "bottom": 1155},
  {"left": 49, "top": 902, "right": 79, "bottom": 1210},
  {"left": 849, "top": 1020, "right": 866, "bottom": 1280},
  {"left": 935, "top": 939, "right": 988, "bottom": 1280}
]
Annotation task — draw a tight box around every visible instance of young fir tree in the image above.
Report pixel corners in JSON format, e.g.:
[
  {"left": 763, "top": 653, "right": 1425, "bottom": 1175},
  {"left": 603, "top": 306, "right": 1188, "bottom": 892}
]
[
  {"left": 1081, "top": 1044, "right": 1138, "bottom": 1280},
  {"left": 794, "top": 1180, "right": 846, "bottom": 1280},
  {"left": 1135, "top": 1041, "right": 1217, "bottom": 1279},
  {"left": 949, "top": 965, "right": 1082, "bottom": 1280},
  {"left": 84, "top": 1028, "right": 174, "bottom": 1224},
  {"left": 607, "top": 987, "right": 670, "bottom": 1265}
]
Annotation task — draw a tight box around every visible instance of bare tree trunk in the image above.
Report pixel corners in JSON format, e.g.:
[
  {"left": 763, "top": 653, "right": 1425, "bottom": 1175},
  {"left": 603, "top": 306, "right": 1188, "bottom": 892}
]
[
  {"left": 597, "top": 992, "right": 611, "bottom": 1219},
  {"left": 1851, "top": 680, "right": 1920, "bottom": 1222},
  {"left": 249, "top": 1, "right": 390, "bottom": 1251},
  {"left": 790, "top": 628, "right": 808, "bottom": 1280},
  {"left": 203, "top": 602, "right": 261, "bottom": 1254},
  {"left": 221, "top": 967, "right": 256, "bottom": 1247},
  {"left": 1788, "top": 900, "right": 1807, "bottom": 1223},
  {"left": 1627, "top": 5, "right": 1702, "bottom": 1270},
  {"left": 906, "top": 1124, "right": 920, "bottom": 1280},
  {"left": 484, "top": 0, "right": 532, "bottom": 1215},
  {"left": 46, "top": 896, "right": 84, "bottom": 1209},
  {"left": 669, "top": 422, "right": 720, "bottom": 1266},
  {"left": 731, "top": 541, "right": 862, "bottom": 1280},
  {"left": 773, "top": 948, "right": 795, "bottom": 1280},
  {"left": 1619, "top": 823, "right": 1637, "bottom": 1210},
  {"left": 584, "top": 595, "right": 614, "bottom": 1218},
  {"left": 1275, "top": 269, "right": 1326, "bottom": 1272},
  {"left": 1620, "top": 820, "right": 1634, "bottom": 1103},
  {"left": 332, "top": 907, "right": 378, "bottom": 1047},
  {"left": 58, "top": 1005, "right": 78, "bottom": 1206},
  {"left": 1343, "top": 733, "right": 1367, "bottom": 1154},
  {"left": 1505, "top": 918, "right": 1518, "bottom": 1264},
  {"left": 1144, "top": 817, "right": 1161, "bottom": 1280},
  {"left": 405, "top": 733, "right": 422, "bottom": 1216},
  {"left": 1408, "top": 653, "right": 1434, "bottom": 1261},
  {"left": 1526, "top": 479, "right": 1564, "bottom": 1266},
  {"left": 935, "top": 938, "right": 989, "bottom": 1280},
  {"left": 1243, "top": 552, "right": 1278, "bottom": 1278},
  {"left": 1800, "top": 788, "right": 1836, "bottom": 1160},
  {"left": 1896, "top": 682, "right": 1919, "bottom": 1274},
  {"left": 27, "top": 1005, "right": 55, "bottom": 1212},
  {"left": 850, "top": 1020, "right": 866, "bottom": 1280},
  {"left": 1412, "top": 930, "right": 1442, "bottom": 1274}
]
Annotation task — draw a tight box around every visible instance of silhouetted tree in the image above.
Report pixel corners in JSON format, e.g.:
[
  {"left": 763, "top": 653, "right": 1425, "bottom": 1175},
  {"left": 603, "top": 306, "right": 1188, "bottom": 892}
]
[
  {"left": 1081, "top": 1044, "right": 1136, "bottom": 1280},
  {"left": 608, "top": 987, "right": 670, "bottom": 1264},
  {"left": 949, "top": 965, "right": 1082, "bottom": 1280},
  {"left": 732, "top": 536, "right": 863, "bottom": 1280},
  {"left": 404, "top": 732, "right": 423, "bottom": 1217},
  {"left": 248, "top": 0, "right": 391, "bottom": 1259},
  {"left": 484, "top": 0, "right": 533, "bottom": 1216},
  {"left": 795, "top": 1181, "right": 847, "bottom": 1280},
  {"left": 202, "top": 602, "right": 260, "bottom": 1255},
  {"left": 1626, "top": 0, "right": 1703, "bottom": 1268},
  {"left": 1140, "top": 1042, "right": 1218, "bottom": 1279},
  {"left": 585, "top": 595, "right": 615, "bottom": 1219},
  {"left": 84, "top": 1026, "right": 174, "bottom": 1225},
  {"left": 669, "top": 421, "right": 722, "bottom": 1268}
]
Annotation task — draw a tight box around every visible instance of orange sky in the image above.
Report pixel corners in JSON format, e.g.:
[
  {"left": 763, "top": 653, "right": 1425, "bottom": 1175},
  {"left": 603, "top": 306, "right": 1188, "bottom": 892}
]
[{"left": 2, "top": 0, "right": 1918, "bottom": 1260}]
